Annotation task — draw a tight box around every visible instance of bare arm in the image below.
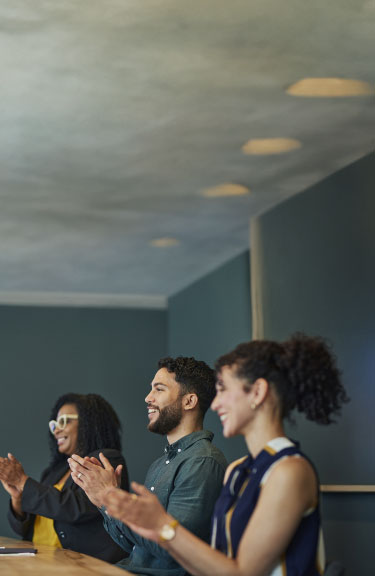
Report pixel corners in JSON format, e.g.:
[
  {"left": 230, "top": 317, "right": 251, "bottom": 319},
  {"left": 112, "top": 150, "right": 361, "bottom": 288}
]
[{"left": 103, "top": 457, "right": 317, "bottom": 576}]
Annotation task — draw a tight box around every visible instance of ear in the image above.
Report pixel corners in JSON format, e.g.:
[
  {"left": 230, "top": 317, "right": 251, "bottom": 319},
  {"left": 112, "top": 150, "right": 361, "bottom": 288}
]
[
  {"left": 250, "top": 378, "right": 269, "bottom": 407},
  {"left": 182, "top": 393, "right": 199, "bottom": 411}
]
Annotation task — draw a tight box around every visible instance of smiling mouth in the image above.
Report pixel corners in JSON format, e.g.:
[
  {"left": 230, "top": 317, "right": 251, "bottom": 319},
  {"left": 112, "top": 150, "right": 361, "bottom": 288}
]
[
  {"left": 57, "top": 437, "right": 67, "bottom": 445},
  {"left": 147, "top": 407, "right": 159, "bottom": 418},
  {"left": 219, "top": 414, "right": 228, "bottom": 423}
]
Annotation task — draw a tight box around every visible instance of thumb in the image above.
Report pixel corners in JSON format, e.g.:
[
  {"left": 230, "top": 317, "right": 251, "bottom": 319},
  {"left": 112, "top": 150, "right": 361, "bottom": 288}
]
[{"left": 115, "top": 465, "right": 123, "bottom": 486}]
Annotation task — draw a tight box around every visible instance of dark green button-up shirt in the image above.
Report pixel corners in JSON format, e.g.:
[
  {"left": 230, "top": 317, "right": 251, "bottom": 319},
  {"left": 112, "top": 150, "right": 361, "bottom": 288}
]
[{"left": 102, "top": 430, "right": 227, "bottom": 576}]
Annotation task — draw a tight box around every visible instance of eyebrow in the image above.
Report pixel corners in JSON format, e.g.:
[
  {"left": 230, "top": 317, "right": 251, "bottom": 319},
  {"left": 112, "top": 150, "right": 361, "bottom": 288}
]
[{"left": 151, "top": 381, "right": 168, "bottom": 388}]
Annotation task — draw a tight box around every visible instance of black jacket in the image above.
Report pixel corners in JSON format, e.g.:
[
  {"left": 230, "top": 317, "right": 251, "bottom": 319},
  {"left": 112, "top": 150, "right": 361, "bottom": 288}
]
[{"left": 7, "top": 448, "right": 129, "bottom": 563}]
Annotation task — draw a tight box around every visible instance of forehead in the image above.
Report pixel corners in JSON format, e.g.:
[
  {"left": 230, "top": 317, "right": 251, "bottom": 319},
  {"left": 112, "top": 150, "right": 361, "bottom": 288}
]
[
  {"left": 57, "top": 403, "right": 78, "bottom": 417},
  {"left": 151, "top": 367, "right": 179, "bottom": 389},
  {"left": 217, "top": 365, "right": 242, "bottom": 384}
]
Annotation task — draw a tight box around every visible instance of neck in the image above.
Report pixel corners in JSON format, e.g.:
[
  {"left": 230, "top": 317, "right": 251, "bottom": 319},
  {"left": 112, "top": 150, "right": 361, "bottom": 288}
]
[
  {"left": 244, "top": 418, "right": 285, "bottom": 458},
  {"left": 166, "top": 417, "right": 203, "bottom": 445}
]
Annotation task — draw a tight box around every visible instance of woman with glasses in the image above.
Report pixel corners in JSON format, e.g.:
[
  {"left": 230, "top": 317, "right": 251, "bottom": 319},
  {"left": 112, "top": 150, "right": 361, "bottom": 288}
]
[
  {"left": 0, "top": 393, "right": 129, "bottom": 563},
  {"left": 102, "top": 335, "right": 348, "bottom": 576}
]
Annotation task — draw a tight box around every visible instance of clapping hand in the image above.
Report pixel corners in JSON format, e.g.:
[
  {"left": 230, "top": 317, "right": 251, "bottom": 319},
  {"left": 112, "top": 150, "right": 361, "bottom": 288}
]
[{"left": 68, "top": 452, "right": 123, "bottom": 507}]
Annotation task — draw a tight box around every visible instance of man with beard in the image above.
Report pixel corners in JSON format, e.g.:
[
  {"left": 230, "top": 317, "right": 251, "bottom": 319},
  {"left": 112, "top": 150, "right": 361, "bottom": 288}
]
[{"left": 69, "top": 356, "right": 227, "bottom": 576}]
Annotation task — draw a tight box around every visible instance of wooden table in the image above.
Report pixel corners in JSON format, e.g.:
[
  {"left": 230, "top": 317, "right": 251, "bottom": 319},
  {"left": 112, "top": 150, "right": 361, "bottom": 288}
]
[{"left": 0, "top": 536, "right": 131, "bottom": 575}]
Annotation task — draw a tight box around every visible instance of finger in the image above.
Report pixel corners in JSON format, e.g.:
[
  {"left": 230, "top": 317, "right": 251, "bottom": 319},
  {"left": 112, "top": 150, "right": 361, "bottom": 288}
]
[
  {"left": 70, "top": 454, "right": 90, "bottom": 467},
  {"left": 70, "top": 455, "right": 95, "bottom": 472},
  {"left": 131, "top": 482, "right": 150, "bottom": 497},
  {"left": 99, "top": 453, "right": 114, "bottom": 471},
  {"left": 89, "top": 457, "right": 102, "bottom": 466},
  {"left": 67, "top": 459, "right": 87, "bottom": 476},
  {"left": 115, "top": 465, "right": 123, "bottom": 477},
  {"left": 71, "top": 472, "right": 85, "bottom": 486},
  {"left": 103, "top": 488, "right": 128, "bottom": 508},
  {"left": 84, "top": 456, "right": 101, "bottom": 467}
]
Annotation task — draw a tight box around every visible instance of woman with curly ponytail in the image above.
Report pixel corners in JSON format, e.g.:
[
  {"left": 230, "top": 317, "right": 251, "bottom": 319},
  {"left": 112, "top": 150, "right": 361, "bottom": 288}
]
[{"left": 101, "top": 334, "right": 348, "bottom": 576}]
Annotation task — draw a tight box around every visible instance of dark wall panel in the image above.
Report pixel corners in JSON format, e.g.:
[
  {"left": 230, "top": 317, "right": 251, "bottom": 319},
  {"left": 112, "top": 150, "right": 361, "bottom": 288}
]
[
  {"left": 168, "top": 250, "right": 252, "bottom": 463},
  {"left": 0, "top": 305, "right": 167, "bottom": 538},
  {"left": 251, "top": 153, "right": 375, "bottom": 576}
]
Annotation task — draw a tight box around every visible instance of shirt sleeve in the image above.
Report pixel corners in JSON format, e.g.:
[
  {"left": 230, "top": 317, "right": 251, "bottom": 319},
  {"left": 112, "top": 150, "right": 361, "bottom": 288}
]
[
  {"left": 107, "top": 456, "right": 226, "bottom": 560},
  {"left": 7, "top": 501, "right": 34, "bottom": 538},
  {"left": 101, "top": 509, "right": 135, "bottom": 554}
]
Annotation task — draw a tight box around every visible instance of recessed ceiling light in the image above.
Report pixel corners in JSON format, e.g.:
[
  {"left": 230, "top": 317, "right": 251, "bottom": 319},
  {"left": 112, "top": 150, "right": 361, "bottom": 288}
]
[
  {"left": 287, "top": 77, "right": 374, "bottom": 97},
  {"left": 150, "top": 237, "right": 180, "bottom": 247},
  {"left": 202, "top": 183, "right": 251, "bottom": 198},
  {"left": 242, "top": 138, "right": 302, "bottom": 155}
]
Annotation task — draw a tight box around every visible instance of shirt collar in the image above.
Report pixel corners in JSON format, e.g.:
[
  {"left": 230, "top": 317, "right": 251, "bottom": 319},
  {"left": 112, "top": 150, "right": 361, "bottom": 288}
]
[{"left": 164, "top": 429, "right": 214, "bottom": 456}]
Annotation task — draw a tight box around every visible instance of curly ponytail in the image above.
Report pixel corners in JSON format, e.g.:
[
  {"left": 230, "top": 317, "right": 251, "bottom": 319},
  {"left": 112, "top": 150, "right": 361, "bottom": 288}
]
[
  {"left": 280, "top": 333, "right": 348, "bottom": 424},
  {"left": 215, "top": 334, "right": 349, "bottom": 425}
]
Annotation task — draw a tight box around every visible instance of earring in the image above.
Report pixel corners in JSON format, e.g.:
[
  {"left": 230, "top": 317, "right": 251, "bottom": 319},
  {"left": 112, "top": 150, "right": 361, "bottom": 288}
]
[{"left": 251, "top": 402, "right": 257, "bottom": 410}]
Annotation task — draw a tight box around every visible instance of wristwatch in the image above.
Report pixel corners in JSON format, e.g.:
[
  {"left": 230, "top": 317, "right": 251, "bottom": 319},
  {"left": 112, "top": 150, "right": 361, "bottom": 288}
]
[{"left": 159, "top": 518, "right": 179, "bottom": 542}]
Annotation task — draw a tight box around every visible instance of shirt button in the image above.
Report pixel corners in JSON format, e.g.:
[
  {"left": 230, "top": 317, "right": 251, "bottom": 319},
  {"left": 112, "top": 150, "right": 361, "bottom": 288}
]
[
  {"left": 177, "top": 448, "right": 181, "bottom": 453},
  {"left": 252, "top": 467, "right": 257, "bottom": 474},
  {"left": 166, "top": 460, "right": 170, "bottom": 464},
  {"left": 58, "top": 531, "right": 66, "bottom": 539},
  {"left": 150, "top": 486, "right": 155, "bottom": 491},
  {"left": 120, "top": 535, "right": 124, "bottom": 539}
]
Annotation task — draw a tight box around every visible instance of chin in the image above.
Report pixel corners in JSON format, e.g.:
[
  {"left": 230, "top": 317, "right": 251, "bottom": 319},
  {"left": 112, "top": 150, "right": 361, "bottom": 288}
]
[{"left": 222, "top": 427, "right": 232, "bottom": 438}]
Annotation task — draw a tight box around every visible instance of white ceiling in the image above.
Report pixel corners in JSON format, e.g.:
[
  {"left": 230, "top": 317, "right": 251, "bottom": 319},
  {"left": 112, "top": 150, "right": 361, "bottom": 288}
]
[{"left": 0, "top": 0, "right": 374, "bottom": 301}]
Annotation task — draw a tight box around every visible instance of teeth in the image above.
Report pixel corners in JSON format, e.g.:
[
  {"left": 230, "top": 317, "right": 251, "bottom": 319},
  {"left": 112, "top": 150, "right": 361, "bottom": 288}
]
[
  {"left": 220, "top": 415, "right": 228, "bottom": 422},
  {"left": 148, "top": 409, "right": 157, "bottom": 414},
  {"left": 57, "top": 437, "right": 67, "bottom": 444}
]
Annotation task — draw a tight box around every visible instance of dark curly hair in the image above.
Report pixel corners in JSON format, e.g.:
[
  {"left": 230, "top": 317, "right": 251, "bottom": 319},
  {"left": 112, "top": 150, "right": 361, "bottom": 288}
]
[
  {"left": 158, "top": 356, "right": 215, "bottom": 418},
  {"left": 215, "top": 334, "right": 349, "bottom": 424},
  {"left": 48, "top": 393, "right": 122, "bottom": 468}
]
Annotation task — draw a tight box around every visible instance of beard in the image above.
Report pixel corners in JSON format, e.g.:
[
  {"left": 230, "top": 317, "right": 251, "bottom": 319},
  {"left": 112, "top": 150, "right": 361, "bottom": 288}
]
[{"left": 148, "top": 396, "right": 183, "bottom": 435}]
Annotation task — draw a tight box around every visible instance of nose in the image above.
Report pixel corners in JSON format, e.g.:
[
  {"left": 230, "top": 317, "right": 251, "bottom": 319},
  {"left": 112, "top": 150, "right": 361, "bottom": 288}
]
[
  {"left": 145, "top": 390, "right": 154, "bottom": 404},
  {"left": 211, "top": 392, "right": 219, "bottom": 412}
]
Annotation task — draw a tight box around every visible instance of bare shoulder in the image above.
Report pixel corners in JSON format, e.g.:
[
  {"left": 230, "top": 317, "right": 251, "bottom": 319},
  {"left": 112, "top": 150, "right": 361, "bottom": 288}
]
[
  {"left": 262, "top": 456, "right": 318, "bottom": 509},
  {"left": 269, "top": 455, "right": 316, "bottom": 483},
  {"left": 224, "top": 456, "right": 248, "bottom": 484}
]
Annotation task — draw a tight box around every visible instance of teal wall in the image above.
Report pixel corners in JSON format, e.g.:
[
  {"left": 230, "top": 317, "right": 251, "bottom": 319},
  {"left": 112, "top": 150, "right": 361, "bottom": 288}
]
[
  {"left": 0, "top": 305, "right": 167, "bottom": 537},
  {"left": 168, "top": 250, "right": 252, "bottom": 463},
  {"left": 251, "top": 153, "right": 375, "bottom": 576}
]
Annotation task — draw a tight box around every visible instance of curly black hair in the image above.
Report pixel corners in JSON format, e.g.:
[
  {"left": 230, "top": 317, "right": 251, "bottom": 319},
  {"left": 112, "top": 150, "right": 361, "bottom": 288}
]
[
  {"left": 48, "top": 393, "right": 122, "bottom": 468},
  {"left": 158, "top": 356, "right": 215, "bottom": 418},
  {"left": 215, "top": 333, "right": 349, "bottom": 424}
]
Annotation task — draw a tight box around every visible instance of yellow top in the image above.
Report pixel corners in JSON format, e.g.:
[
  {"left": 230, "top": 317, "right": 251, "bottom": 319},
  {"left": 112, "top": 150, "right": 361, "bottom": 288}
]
[{"left": 32, "top": 475, "right": 67, "bottom": 548}]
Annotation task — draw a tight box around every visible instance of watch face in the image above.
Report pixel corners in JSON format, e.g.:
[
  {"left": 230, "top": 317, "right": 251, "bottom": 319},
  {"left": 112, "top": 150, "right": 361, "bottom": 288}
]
[{"left": 160, "top": 524, "right": 176, "bottom": 541}]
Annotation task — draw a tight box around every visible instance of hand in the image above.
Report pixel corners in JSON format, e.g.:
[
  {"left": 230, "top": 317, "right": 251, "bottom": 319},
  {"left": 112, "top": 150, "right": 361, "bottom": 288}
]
[
  {"left": 0, "top": 454, "right": 28, "bottom": 492},
  {"left": 0, "top": 479, "right": 22, "bottom": 499},
  {"left": 68, "top": 452, "right": 122, "bottom": 507},
  {"left": 102, "top": 481, "right": 172, "bottom": 543}
]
